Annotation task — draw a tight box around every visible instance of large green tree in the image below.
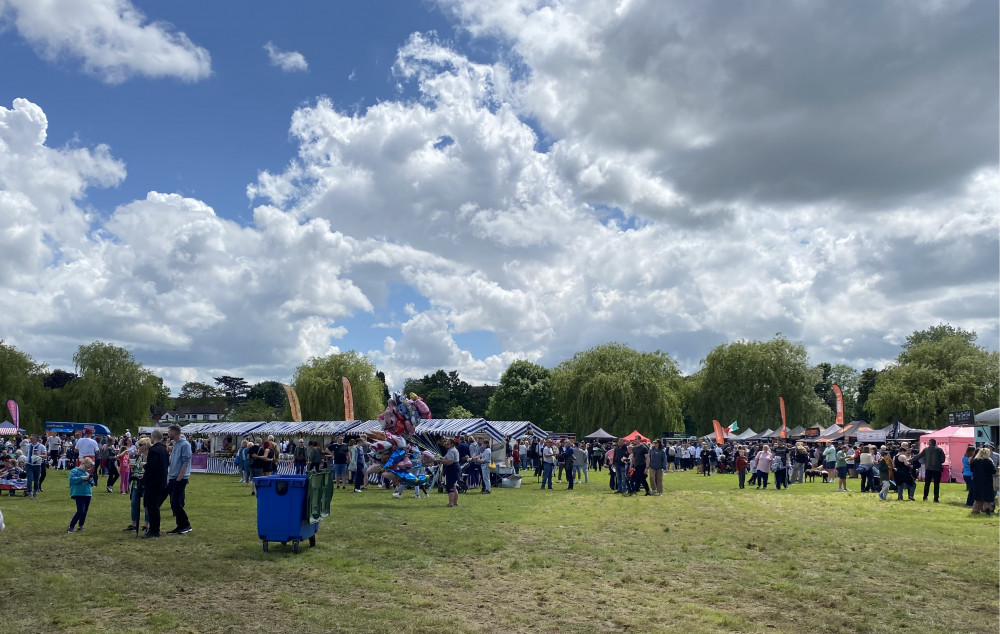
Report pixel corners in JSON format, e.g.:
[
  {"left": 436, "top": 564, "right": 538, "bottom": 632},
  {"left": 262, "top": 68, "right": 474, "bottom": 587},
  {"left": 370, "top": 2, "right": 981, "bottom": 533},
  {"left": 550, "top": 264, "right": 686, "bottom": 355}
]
[
  {"left": 248, "top": 381, "right": 287, "bottom": 410},
  {"left": 292, "top": 351, "right": 384, "bottom": 421},
  {"left": 865, "top": 326, "right": 999, "bottom": 429},
  {"left": 551, "top": 343, "right": 683, "bottom": 438},
  {"left": 228, "top": 398, "right": 278, "bottom": 423},
  {"left": 69, "top": 341, "right": 162, "bottom": 433},
  {"left": 486, "top": 360, "right": 559, "bottom": 429},
  {"left": 0, "top": 340, "right": 47, "bottom": 433},
  {"left": 688, "top": 336, "right": 832, "bottom": 435},
  {"left": 855, "top": 368, "right": 880, "bottom": 423},
  {"left": 829, "top": 363, "right": 861, "bottom": 422}
]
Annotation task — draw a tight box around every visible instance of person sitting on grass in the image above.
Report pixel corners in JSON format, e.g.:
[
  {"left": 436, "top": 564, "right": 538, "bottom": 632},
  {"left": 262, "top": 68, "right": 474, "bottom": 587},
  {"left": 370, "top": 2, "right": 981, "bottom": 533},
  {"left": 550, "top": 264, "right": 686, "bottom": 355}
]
[{"left": 67, "top": 457, "right": 94, "bottom": 532}]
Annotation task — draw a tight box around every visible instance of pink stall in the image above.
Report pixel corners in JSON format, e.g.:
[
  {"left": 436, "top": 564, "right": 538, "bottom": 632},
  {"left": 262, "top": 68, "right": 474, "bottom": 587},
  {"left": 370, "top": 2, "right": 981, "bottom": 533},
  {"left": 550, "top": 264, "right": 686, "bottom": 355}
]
[{"left": 919, "top": 426, "right": 974, "bottom": 483}]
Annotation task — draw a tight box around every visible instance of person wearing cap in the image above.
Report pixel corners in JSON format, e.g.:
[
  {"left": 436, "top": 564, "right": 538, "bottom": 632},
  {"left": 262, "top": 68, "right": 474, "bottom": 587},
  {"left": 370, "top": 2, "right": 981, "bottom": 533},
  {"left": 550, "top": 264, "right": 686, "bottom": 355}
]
[{"left": 913, "top": 438, "right": 946, "bottom": 502}]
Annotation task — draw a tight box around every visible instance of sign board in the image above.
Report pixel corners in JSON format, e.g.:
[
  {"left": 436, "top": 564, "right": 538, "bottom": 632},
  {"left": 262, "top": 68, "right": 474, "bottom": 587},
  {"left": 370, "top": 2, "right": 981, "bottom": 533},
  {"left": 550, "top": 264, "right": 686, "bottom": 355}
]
[
  {"left": 190, "top": 453, "right": 209, "bottom": 473},
  {"left": 803, "top": 428, "right": 821, "bottom": 438},
  {"left": 948, "top": 409, "right": 975, "bottom": 426}
]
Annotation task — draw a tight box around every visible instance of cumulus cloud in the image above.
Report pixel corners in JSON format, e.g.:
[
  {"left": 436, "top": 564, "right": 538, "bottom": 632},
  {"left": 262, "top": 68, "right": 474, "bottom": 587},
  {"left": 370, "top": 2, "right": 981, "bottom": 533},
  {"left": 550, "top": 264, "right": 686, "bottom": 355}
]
[
  {"left": 1, "top": 0, "right": 996, "bottom": 392},
  {"left": 0, "top": 0, "right": 211, "bottom": 83},
  {"left": 264, "top": 41, "right": 309, "bottom": 73}
]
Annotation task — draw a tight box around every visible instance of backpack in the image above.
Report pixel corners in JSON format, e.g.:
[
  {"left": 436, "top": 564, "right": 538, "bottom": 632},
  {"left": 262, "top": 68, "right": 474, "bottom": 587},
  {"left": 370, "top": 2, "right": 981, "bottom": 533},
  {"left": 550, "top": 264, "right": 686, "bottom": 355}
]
[{"left": 668, "top": 446, "right": 675, "bottom": 457}]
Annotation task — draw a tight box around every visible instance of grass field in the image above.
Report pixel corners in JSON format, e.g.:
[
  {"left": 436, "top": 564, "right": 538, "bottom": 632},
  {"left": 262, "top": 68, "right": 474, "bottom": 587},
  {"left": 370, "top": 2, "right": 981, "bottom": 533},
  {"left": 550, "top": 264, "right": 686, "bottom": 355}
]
[{"left": 1, "top": 468, "right": 997, "bottom": 634}]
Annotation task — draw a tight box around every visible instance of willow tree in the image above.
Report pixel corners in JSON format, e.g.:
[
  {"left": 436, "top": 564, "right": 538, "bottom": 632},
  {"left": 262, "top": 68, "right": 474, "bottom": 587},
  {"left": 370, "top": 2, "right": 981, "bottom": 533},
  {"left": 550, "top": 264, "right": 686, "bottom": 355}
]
[
  {"left": 70, "top": 341, "right": 162, "bottom": 434},
  {"left": 688, "top": 336, "right": 831, "bottom": 435},
  {"left": 292, "top": 351, "right": 384, "bottom": 421},
  {"left": 551, "top": 343, "right": 683, "bottom": 438},
  {"left": 0, "top": 339, "right": 47, "bottom": 433}
]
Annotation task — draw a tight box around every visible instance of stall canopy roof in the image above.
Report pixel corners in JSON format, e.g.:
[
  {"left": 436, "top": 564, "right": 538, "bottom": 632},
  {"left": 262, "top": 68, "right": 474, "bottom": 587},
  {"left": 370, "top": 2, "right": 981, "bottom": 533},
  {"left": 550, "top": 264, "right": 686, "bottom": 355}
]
[
  {"left": 180, "top": 421, "right": 265, "bottom": 436},
  {"left": 733, "top": 428, "right": 757, "bottom": 440},
  {"left": 584, "top": 428, "right": 617, "bottom": 440},
  {"left": 623, "top": 430, "right": 650, "bottom": 442},
  {"left": 45, "top": 422, "right": 112, "bottom": 435},
  {"left": 489, "top": 421, "right": 548, "bottom": 439},
  {"left": 0, "top": 423, "right": 24, "bottom": 435},
  {"left": 414, "top": 418, "right": 504, "bottom": 443},
  {"left": 976, "top": 408, "right": 999, "bottom": 424},
  {"left": 252, "top": 420, "right": 362, "bottom": 436}
]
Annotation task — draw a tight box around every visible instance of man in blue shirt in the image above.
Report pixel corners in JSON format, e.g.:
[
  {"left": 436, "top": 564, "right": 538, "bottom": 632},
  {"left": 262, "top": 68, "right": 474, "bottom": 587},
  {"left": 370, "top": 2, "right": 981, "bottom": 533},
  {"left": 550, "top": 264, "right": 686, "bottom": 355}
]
[{"left": 166, "top": 425, "right": 192, "bottom": 535}]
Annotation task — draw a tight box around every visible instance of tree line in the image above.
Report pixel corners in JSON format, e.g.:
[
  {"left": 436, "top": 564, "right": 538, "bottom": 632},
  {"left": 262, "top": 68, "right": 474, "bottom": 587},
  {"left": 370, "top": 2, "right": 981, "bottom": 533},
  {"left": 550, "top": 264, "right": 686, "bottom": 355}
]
[{"left": 1, "top": 323, "right": 995, "bottom": 436}]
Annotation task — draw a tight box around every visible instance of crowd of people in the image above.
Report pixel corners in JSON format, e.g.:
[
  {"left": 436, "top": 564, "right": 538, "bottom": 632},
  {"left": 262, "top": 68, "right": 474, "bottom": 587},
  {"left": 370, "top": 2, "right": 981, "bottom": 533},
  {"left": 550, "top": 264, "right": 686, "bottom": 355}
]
[
  {"left": 2, "top": 428, "right": 997, "bottom": 528},
  {"left": 2, "top": 426, "right": 194, "bottom": 536}
]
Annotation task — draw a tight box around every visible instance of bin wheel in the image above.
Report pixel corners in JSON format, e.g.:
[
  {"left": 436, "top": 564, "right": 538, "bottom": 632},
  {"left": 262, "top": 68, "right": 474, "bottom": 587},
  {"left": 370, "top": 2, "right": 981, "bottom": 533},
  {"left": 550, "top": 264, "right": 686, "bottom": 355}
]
[
  {"left": 309, "top": 535, "right": 316, "bottom": 548},
  {"left": 262, "top": 541, "right": 269, "bottom": 552},
  {"left": 292, "top": 540, "right": 299, "bottom": 554}
]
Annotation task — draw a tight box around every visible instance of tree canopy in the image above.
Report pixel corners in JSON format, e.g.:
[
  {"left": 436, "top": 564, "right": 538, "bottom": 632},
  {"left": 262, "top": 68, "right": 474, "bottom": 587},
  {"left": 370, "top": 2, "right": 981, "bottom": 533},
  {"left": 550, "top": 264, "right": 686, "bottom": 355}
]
[
  {"left": 551, "top": 343, "right": 683, "bottom": 438},
  {"left": 688, "top": 336, "right": 831, "bottom": 434},
  {"left": 865, "top": 327, "right": 999, "bottom": 428},
  {"left": 0, "top": 340, "right": 47, "bottom": 432},
  {"left": 486, "top": 360, "right": 558, "bottom": 429},
  {"left": 292, "top": 351, "right": 384, "bottom": 421},
  {"left": 69, "top": 341, "right": 162, "bottom": 434}
]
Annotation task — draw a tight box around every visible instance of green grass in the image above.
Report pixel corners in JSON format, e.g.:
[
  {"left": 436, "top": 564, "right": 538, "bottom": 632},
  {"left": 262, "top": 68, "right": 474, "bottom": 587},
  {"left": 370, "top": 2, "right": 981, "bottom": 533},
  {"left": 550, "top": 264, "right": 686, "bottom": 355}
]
[{"left": 1, "top": 469, "right": 996, "bottom": 633}]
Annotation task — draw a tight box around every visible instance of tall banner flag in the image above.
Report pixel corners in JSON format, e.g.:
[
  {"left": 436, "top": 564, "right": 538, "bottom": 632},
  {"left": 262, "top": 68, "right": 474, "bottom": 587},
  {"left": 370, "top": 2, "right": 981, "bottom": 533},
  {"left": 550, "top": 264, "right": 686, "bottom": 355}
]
[
  {"left": 282, "top": 384, "right": 303, "bottom": 422},
  {"left": 342, "top": 377, "right": 355, "bottom": 421},
  {"left": 778, "top": 397, "right": 788, "bottom": 438},
  {"left": 6, "top": 400, "right": 18, "bottom": 430},
  {"left": 712, "top": 419, "right": 725, "bottom": 444},
  {"left": 831, "top": 384, "right": 844, "bottom": 427}
]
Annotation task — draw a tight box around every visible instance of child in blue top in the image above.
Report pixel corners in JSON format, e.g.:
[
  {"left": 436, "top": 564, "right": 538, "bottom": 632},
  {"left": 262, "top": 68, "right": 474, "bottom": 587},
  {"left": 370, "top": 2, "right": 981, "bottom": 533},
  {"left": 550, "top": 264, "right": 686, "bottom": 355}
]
[{"left": 68, "top": 457, "right": 94, "bottom": 532}]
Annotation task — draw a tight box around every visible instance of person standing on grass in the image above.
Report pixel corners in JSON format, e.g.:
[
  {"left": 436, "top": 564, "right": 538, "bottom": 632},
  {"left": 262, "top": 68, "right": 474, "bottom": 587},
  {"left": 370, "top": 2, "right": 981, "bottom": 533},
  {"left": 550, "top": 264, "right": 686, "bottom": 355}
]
[
  {"left": 857, "top": 445, "right": 874, "bottom": 493},
  {"left": 328, "top": 435, "right": 349, "bottom": 489},
  {"left": 479, "top": 440, "right": 492, "bottom": 494},
  {"left": 540, "top": 439, "right": 556, "bottom": 490},
  {"left": 308, "top": 441, "right": 323, "bottom": 473},
  {"left": 67, "top": 457, "right": 94, "bottom": 532},
  {"left": 970, "top": 448, "right": 997, "bottom": 515},
  {"left": 115, "top": 437, "right": 132, "bottom": 495},
  {"left": 165, "top": 425, "right": 192, "bottom": 535},
  {"left": 352, "top": 439, "right": 368, "bottom": 493},
  {"left": 834, "top": 444, "right": 850, "bottom": 492},
  {"left": 124, "top": 437, "right": 150, "bottom": 533},
  {"left": 75, "top": 428, "right": 100, "bottom": 488},
  {"left": 822, "top": 443, "right": 837, "bottom": 484},
  {"left": 961, "top": 445, "right": 975, "bottom": 507},
  {"left": 436, "top": 438, "right": 461, "bottom": 507},
  {"left": 735, "top": 449, "right": 748, "bottom": 489},
  {"left": 630, "top": 439, "right": 650, "bottom": 496},
  {"left": 893, "top": 449, "right": 916, "bottom": 501},
  {"left": 605, "top": 443, "right": 617, "bottom": 491},
  {"left": 293, "top": 439, "right": 307, "bottom": 475},
  {"left": 560, "top": 439, "right": 575, "bottom": 490},
  {"left": 699, "top": 443, "right": 712, "bottom": 477},
  {"left": 574, "top": 442, "right": 589, "bottom": 484},
  {"left": 24, "top": 435, "right": 45, "bottom": 498},
  {"left": 913, "top": 439, "right": 945, "bottom": 502},
  {"left": 876, "top": 448, "right": 893, "bottom": 500},
  {"left": 142, "top": 430, "right": 169, "bottom": 539},
  {"left": 754, "top": 445, "right": 773, "bottom": 489},
  {"left": 648, "top": 440, "right": 666, "bottom": 496}
]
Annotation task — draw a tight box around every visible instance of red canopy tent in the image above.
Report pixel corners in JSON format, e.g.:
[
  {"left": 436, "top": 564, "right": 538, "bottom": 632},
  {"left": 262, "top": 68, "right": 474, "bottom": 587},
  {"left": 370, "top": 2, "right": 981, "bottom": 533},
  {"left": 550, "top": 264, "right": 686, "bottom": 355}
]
[{"left": 622, "top": 430, "right": 650, "bottom": 443}]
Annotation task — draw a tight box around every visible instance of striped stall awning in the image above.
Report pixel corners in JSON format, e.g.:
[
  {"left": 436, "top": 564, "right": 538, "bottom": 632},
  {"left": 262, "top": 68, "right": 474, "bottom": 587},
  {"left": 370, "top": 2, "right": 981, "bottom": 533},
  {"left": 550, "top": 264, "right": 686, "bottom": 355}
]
[{"left": 488, "top": 420, "right": 549, "bottom": 439}]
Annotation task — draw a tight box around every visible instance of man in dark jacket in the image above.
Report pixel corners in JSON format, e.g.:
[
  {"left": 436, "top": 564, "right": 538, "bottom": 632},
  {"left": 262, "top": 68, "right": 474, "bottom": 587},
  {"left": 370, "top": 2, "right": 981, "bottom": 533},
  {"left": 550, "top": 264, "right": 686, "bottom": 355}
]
[
  {"left": 142, "top": 430, "right": 169, "bottom": 538},
  {"left": 913, "top": 438, "right": 946, "bottom": 502}
]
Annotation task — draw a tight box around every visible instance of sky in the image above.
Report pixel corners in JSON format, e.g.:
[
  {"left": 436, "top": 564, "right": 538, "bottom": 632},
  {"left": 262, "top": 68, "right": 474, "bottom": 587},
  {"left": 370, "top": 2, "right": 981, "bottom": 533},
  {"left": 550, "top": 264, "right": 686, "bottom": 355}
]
[{"left": 0, "top": 0, "right": 997, "bottom": 395}]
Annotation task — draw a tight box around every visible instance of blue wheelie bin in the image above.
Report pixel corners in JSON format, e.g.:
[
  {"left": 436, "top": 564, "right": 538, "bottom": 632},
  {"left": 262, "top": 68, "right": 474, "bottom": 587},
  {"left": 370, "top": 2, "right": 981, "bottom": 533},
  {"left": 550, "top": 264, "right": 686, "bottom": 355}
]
[{"left": 254, "top": 474, "right": 317, "bottom": 553}]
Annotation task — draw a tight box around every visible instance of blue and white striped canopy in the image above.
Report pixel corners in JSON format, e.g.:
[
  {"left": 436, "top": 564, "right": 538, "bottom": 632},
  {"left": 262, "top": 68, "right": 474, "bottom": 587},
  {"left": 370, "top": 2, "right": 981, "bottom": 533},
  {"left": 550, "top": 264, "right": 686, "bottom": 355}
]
[
  {"left": 414, "top": 418, "right": 504, "bottom": 443},
  {"left": 488, "top": 420, "right": 548, "bottom": 439}
]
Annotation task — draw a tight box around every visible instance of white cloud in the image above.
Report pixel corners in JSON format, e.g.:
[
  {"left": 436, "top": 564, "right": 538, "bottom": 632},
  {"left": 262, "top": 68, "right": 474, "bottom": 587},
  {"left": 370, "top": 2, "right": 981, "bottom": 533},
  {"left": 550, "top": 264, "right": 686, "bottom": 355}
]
[
  {"left": 1, "top": 1, "right": 995, "bottom": 394},
  {"left": 264, "top": 41, "right": 309, "bottom": 73},
  {"left": 0, "top": 0, "right": 211, "bottom": 83}
]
